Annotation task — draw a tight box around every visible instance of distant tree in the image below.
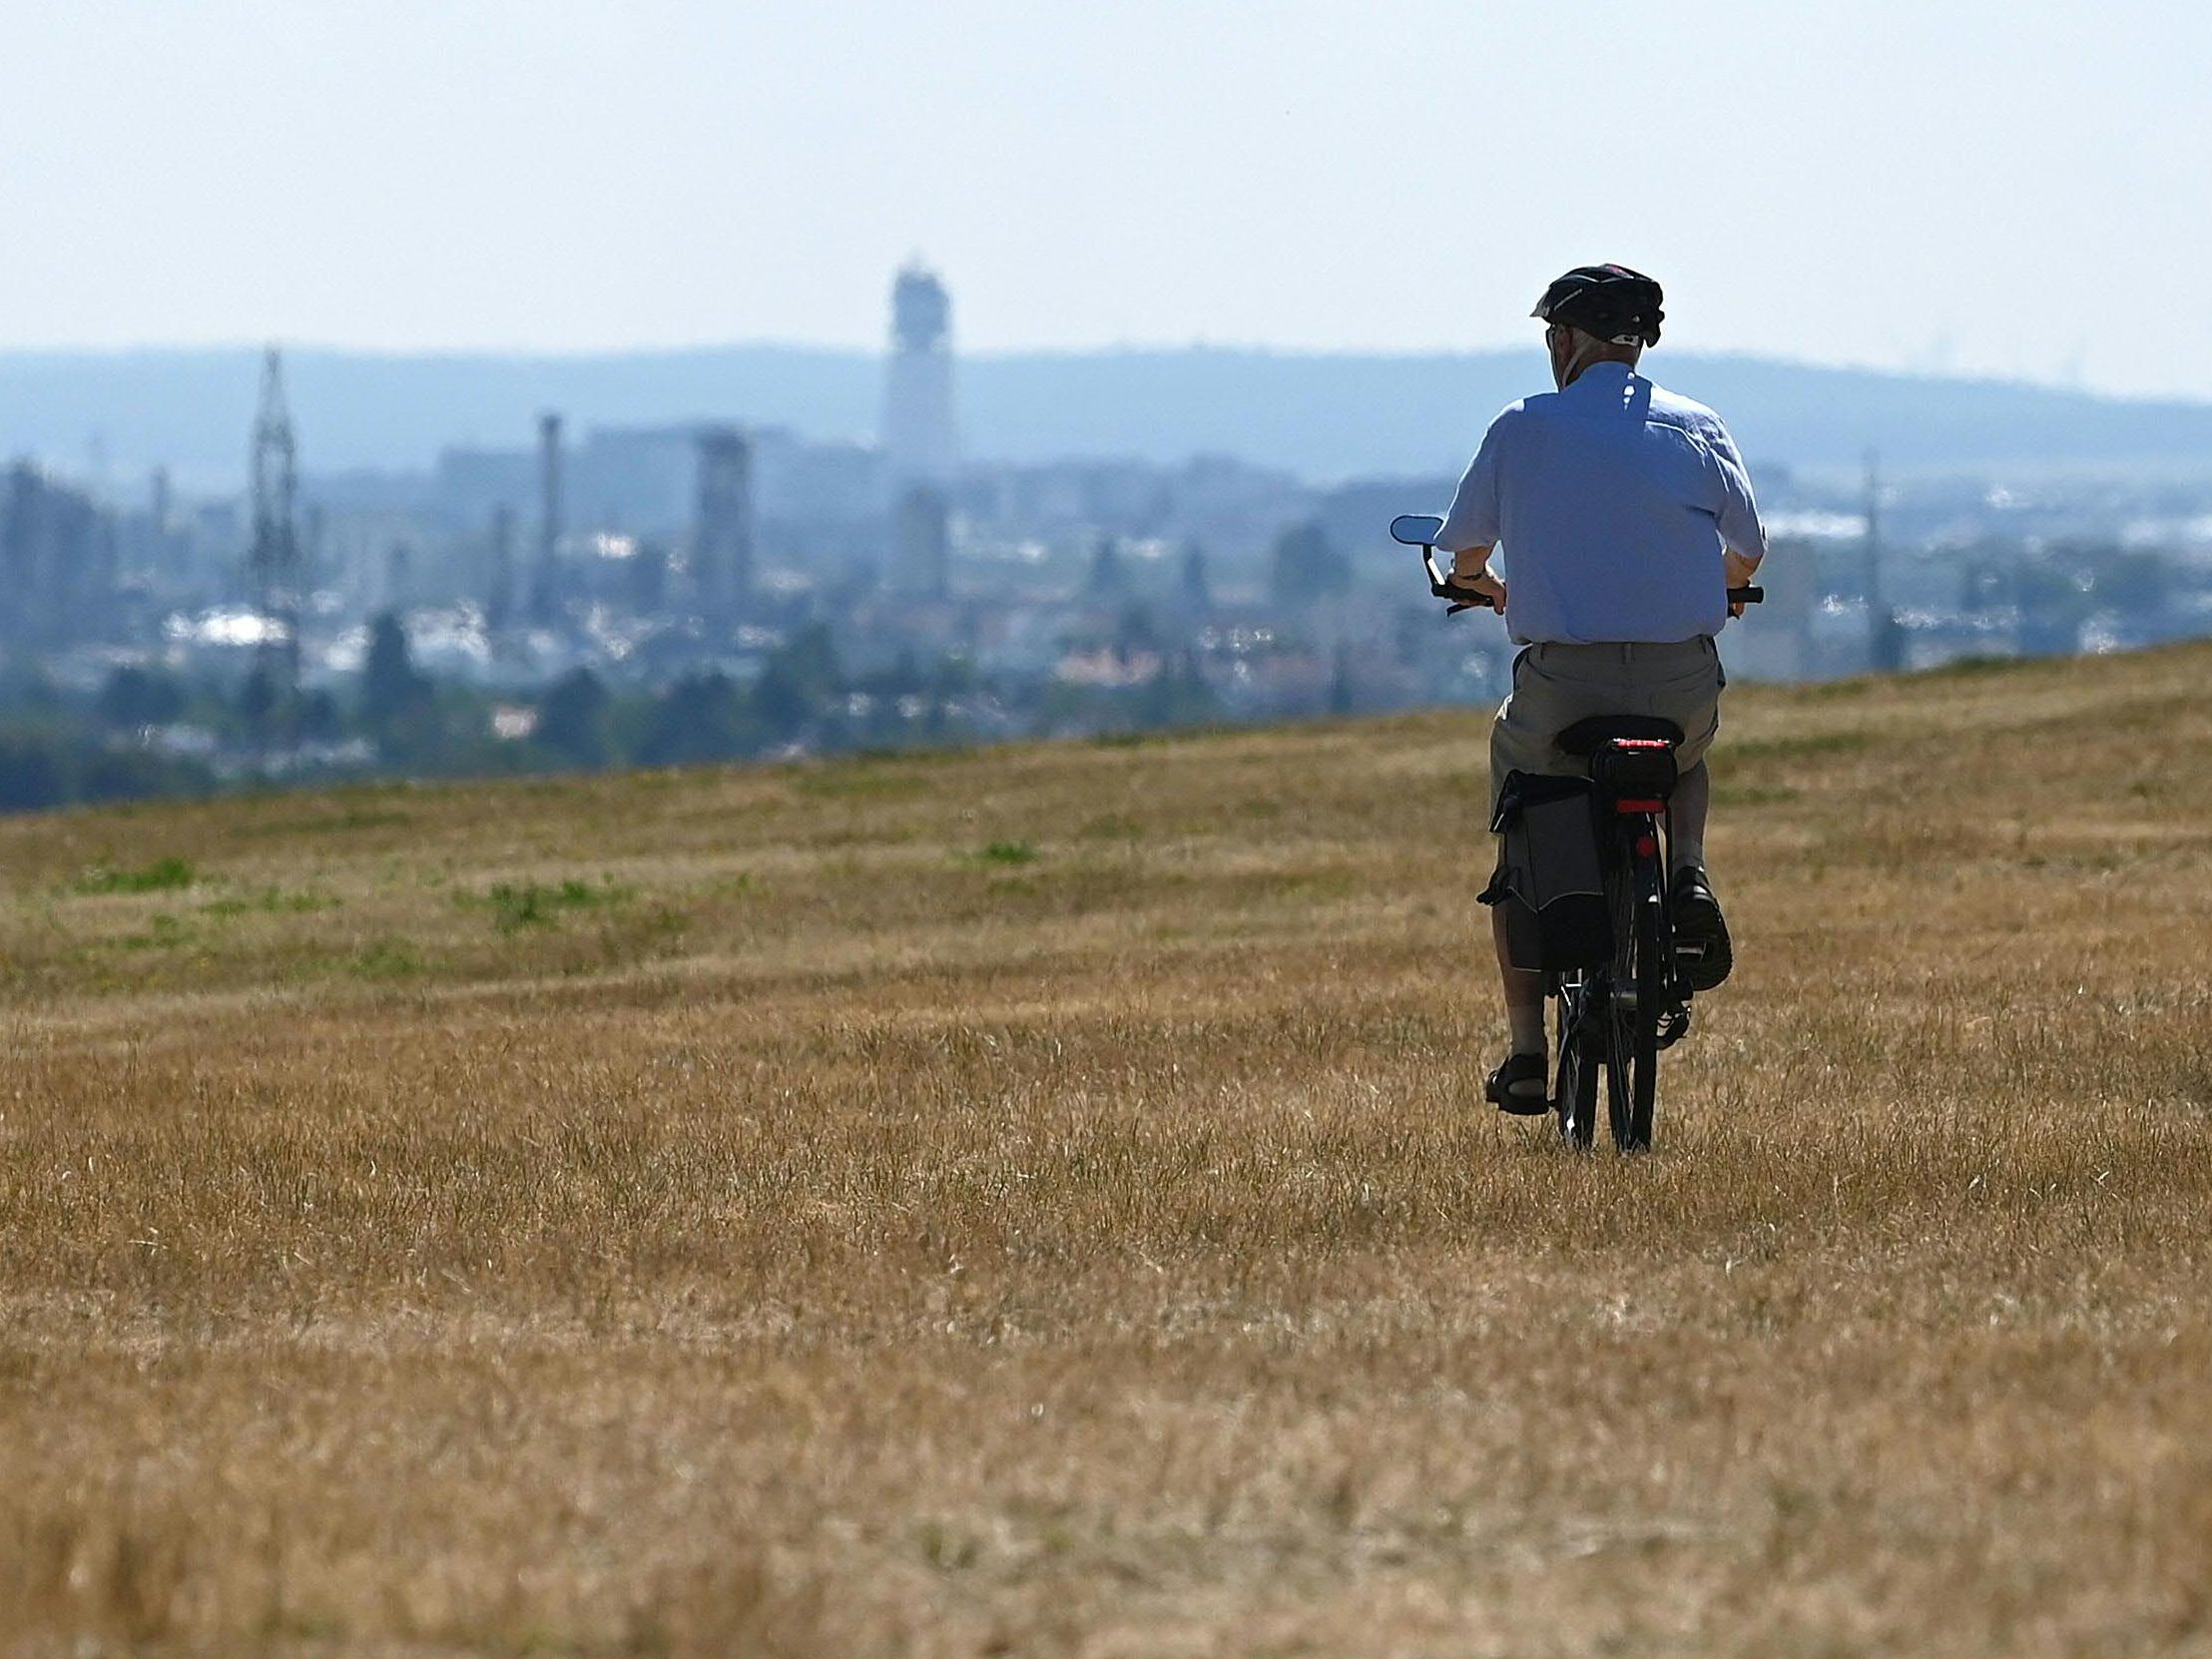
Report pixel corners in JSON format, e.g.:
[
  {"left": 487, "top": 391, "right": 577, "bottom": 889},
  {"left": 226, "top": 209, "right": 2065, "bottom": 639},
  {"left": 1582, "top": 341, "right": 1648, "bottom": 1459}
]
[
  {"left": 77, "top": 747, "right": 211, "bottom": 806},
  {"left": 360, "top": 612, "right": 431, "bottom": 730},
  {"left": 96, "top": 665, "right": 187, "bottom": 730},
  {"left": 237, "top": 664, "right": 280, "bottom": 744},
  {"left": 639, "top": 672, "right": 756, "bottom": 766},
  {"left": 536, "top": 667, "right": 612, "bottom": 768},
  {"left": 357, "top": 613, "right": 442, "bottom": 764},
  {"left": 296, "top": 688, "right": 345, "bottom": 745},
  {"left": 928, "top": 651, "right": 979, "bottom": 699},
  {"left": 1132, "top": 650, "right": 1221, "bottom": 730},
  {"left": 1083, "top": 537, "right": 1129, "bottom": 603},
  {"left": 1178, "top": 543, "right": 1213, "bottom": 614},
  {"left": 753, "top": 624, "right": 842, "bottom": 740},
  {"left": 864, "top": 649, "right": 925, "bottom": 699},
  {"left": 1114, "top": 604, "right": 1160, "bottom": 655},
  {"left": 1328, "top": 644, "right": 1357, "bottom": 715},
  {"left": 0, "top": 729, "right": 70, "bottom": 812},
  {"left": 1270, "top": 520, "right": 1352, "bottom": 598}
]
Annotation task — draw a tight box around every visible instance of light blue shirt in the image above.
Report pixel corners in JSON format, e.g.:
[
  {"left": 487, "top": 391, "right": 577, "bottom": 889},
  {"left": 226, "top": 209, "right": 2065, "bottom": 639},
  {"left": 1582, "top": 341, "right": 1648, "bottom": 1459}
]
[{"left": 1434, "top": 362, "right": 1768, "bottom": 645}]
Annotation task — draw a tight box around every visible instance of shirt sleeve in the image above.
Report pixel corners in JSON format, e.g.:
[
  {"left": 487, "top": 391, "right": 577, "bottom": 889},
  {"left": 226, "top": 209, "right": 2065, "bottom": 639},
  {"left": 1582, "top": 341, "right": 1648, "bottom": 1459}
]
[
  {"left": 1434, "top": 412, "right": 1511, "bottom": 552},
  {"left": 1706, "top": 420, "right": 1768, "bottom": 560}
]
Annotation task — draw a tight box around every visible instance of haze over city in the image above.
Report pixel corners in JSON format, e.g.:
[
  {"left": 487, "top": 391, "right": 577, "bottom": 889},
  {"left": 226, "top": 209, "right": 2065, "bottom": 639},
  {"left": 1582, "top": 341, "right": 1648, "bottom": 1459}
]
[
  {"left": 14, "top": 8, "right": 2212, "bottom": 1654},
  {"left": 4, "top": 0, "right": 2208, "bottom": 397}
]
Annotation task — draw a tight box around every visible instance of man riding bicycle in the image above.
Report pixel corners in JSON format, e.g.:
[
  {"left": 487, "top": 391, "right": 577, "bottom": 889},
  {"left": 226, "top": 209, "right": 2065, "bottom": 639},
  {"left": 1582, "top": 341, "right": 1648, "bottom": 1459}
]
[{"left": 1431, "top": 265, "right": 1768, "bottom": 1115}]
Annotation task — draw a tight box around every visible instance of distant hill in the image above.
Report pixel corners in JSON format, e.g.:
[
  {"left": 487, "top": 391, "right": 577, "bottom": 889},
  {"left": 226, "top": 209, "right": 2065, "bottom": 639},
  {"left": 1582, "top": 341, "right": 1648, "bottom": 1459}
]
[{"left": 5, "top": 342, "right": 2212, "bottom": 491}]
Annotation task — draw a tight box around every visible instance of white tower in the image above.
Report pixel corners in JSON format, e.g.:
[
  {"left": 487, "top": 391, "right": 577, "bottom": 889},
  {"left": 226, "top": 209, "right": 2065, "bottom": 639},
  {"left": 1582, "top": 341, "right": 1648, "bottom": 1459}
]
[{"left": 881, "top": 263, "right": 957, "bottom": 488}]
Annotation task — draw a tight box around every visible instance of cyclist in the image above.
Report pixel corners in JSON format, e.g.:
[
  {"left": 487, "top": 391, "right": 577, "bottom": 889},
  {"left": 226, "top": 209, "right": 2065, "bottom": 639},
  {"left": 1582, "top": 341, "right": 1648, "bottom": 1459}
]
[{"left": 1431, "top": 264, "right": 1768, "bottom": 1115}]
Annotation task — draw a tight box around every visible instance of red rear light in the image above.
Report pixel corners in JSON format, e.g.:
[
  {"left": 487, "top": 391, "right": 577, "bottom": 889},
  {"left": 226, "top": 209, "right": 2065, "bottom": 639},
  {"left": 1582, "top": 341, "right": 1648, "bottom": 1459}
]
[{"left": 1615, "top": 798, "right": 1666, "bottom": 815}]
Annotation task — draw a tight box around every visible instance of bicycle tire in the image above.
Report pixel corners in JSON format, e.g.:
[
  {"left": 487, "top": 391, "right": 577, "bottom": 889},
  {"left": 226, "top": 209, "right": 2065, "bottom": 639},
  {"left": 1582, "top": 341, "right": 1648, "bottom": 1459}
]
[
  {"left": 1603, "top": 846, "right": 1665, "bottom": 1152},
  {"left": 1554, "top": 979, "right": 1600, "bottom": 1149}
]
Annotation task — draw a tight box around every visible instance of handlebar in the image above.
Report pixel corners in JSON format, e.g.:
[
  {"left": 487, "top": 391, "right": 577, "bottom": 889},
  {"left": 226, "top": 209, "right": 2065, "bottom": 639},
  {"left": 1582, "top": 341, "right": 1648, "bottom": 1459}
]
[{"left": 1418, "top": 544, "right": 1763, "bottom": 613}]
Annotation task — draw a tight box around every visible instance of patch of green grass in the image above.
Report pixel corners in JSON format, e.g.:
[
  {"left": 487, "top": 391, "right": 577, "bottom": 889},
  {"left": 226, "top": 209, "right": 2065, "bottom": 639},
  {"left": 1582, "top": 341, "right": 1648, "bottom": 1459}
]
[
  {"left": 971, "top": 840, "right": 1039, "bottom": 867},
  {"left": 72, "top": 856, "right": 197, "bottom": 895},
  {"left": 199, "top": 888, "right": 340, "bottom": 919},
  {"left": 471, "top": 877, "right": 636, "bottom": 933},
  {"left": 114, "top": 913, "right": 192, "bottom": 950},
  {"left": 347, "top": 939, "right": 425, "bottom": 979}
]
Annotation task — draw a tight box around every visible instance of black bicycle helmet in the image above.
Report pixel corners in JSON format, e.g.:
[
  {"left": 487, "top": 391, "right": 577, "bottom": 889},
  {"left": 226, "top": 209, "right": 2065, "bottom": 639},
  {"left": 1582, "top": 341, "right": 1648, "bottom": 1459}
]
[{"left": 1531, "top": 264, "right": 1665, "bottom": 346}]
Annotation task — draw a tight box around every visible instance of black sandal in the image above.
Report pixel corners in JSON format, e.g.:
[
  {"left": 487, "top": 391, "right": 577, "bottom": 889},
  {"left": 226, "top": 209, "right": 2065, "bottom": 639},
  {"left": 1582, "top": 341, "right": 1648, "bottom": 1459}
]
[{"left": 1484, "top": 1051, "right": 1551, "bottom": 1116}]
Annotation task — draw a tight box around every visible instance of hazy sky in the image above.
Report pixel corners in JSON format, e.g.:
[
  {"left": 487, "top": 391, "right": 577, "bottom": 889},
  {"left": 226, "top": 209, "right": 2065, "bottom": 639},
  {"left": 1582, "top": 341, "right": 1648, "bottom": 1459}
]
[{"left": 3, "top": 0, "right": 2206, "bottom": 397}]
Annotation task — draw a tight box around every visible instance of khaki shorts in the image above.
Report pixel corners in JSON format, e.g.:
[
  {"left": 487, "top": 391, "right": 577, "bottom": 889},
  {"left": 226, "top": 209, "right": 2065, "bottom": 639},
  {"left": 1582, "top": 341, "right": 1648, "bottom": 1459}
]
[{"left": 1489, "top": 637, "right": 1724, "bottom": 812}]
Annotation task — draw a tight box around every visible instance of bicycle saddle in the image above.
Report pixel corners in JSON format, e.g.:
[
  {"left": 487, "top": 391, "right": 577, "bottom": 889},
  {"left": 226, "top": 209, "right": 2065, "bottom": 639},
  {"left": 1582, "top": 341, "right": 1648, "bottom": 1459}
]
[{"left": 1556, "top": 715, "right": 1684, "bottom": 756}]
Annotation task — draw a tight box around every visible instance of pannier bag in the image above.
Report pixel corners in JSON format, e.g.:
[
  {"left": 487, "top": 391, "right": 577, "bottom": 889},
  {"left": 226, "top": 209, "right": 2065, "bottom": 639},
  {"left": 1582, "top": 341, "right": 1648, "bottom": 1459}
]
[{"left": 1480, "top": 770, "right": 1611, "bottom": 971}]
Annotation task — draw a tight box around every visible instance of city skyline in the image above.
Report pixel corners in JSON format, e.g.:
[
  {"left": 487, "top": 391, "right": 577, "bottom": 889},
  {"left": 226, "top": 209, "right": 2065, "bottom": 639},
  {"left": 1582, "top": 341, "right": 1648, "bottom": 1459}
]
[
  {"left": 3, "top": 253, "right": 2209, "bottom": 818},
  {"left": 1, "top": 1, "right": 2207, "bottom": 399}
]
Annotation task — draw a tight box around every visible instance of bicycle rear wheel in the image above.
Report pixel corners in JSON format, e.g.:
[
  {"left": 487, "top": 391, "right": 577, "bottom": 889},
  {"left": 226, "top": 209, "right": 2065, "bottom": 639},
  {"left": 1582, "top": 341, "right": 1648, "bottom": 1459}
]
[
  {"left": 1554, "top": 978, "right": 1601, "bottom": 1149},
  {"left": 1603, "top": 848, "right": 1665, "bottom": 1152}
]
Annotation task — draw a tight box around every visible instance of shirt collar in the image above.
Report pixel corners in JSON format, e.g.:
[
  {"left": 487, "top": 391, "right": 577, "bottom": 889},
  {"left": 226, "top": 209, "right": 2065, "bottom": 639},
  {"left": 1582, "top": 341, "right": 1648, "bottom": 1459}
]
[{"left": 1564, "top": 360, "right": 1638, "bottom": 396}]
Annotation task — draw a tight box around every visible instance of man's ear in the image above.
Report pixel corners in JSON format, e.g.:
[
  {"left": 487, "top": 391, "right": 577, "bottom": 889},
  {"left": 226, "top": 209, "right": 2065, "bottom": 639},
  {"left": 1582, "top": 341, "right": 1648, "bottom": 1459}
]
[{"left": 1551, "top": 327, "right": 1581, "bottom": 389}]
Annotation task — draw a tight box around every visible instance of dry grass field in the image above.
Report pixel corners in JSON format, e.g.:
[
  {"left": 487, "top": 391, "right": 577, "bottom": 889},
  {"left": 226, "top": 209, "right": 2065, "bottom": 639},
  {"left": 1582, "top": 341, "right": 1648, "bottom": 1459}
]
[{"left": 4, "top": 641, "right": 2212, "bottom": 1657}]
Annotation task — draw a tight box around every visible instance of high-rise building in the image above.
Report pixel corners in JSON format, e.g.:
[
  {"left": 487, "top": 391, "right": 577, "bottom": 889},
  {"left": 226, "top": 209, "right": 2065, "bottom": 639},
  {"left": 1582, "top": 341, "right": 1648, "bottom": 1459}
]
[
  {"left": 1177, "top": 543, "right": 1213, "bottom": 616},
  {"left": 892, "top": 483, "right": 950, "bottom": 600},
  {"left": 486, "top": 505, "right": 516, "bottom": 634},
  {"left": 530, "top": 412, "right": 563, "bottom": 625},
  {"left": 1, "top": 462, "right": 108, "bottom": 646},
  {"left": 881, "top": 264, "right": 957, "bottom": 489},
  {"left": 246, "top": 346, "right": 302, "bottom": 709},
  {"left": 692, "top": 425, "right": 754, "bottom": 620},
  {"left": 1864, "top": 451, "right": 1905, "bottom": 672}
]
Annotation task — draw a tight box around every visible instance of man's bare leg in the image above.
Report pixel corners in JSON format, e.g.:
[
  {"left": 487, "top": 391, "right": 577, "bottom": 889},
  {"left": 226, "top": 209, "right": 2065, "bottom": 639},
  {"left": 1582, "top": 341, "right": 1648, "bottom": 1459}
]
[
  {"left": 1493, "top": 904, "right": 1547, "bottom": 1056},
  {"left": 1666, "top": 759, "right": 1734, "bottom": 988},
  {"left": 1670, "top": 758, "right": 1710, "bottom": 874}
]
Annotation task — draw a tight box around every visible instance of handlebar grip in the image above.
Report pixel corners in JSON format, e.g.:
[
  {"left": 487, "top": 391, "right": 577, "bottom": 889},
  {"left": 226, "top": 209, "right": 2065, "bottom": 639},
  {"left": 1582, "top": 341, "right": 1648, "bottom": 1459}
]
[
  {"left": 1729, "top": 586, "right": 1764, "bottom": 604},
  {"left": 1429, "top": 579, "right": 1500, "bottom": 612}
]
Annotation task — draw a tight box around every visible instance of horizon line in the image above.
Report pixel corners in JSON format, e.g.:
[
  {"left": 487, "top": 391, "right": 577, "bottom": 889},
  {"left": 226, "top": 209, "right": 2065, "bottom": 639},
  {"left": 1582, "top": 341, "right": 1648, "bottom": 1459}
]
[{"left": 0, "top": 337, "right": 2193, "bottom": 407}]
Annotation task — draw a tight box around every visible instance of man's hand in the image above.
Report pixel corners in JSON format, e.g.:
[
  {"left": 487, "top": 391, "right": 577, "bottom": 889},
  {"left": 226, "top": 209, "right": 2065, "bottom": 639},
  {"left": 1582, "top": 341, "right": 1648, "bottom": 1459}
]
[
  {"left": 1443, "top": 570, "right": 1507, "bottom": 614},
  {"left": 1724, "top": 548, "right": 1761, "bottom": 619},
  {"left": 1442, "top": 544, "right": 1505, "bottom": 614}
]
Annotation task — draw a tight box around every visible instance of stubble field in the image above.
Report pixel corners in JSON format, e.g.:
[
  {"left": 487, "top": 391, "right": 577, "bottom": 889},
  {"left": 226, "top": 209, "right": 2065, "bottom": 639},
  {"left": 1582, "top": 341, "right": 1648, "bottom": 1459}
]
[{"left": 3, "top": 642, "right": 2211, "bottom": 1657}]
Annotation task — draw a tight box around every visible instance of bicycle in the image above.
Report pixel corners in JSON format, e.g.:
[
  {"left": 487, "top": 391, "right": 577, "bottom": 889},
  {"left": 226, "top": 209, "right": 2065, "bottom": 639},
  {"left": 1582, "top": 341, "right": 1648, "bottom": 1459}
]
[{"left": 1388, "top": 512, "right": 1762, "bottom": 1152}]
